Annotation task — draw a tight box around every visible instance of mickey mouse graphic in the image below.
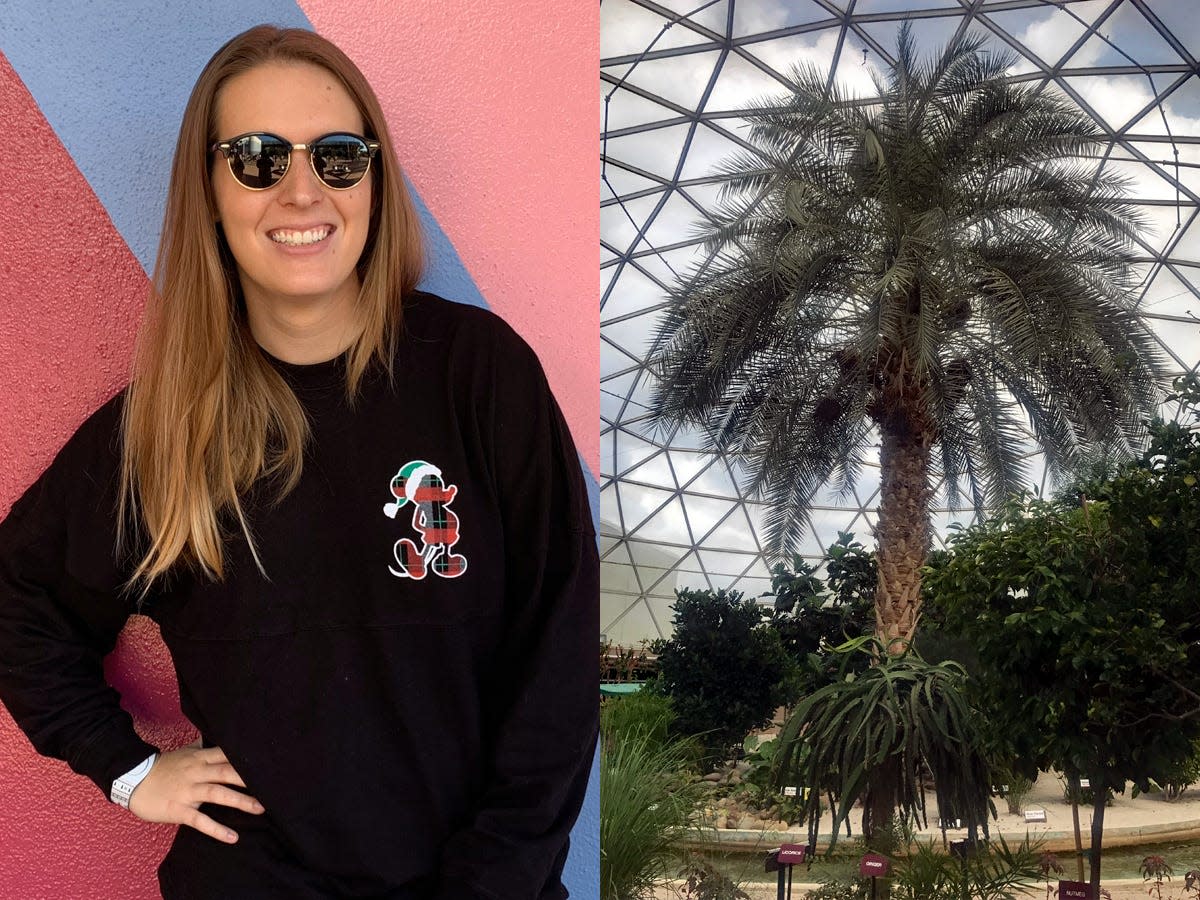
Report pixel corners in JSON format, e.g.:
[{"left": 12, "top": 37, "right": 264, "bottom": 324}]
[{"left": 382, "top": 460, "right": 468, "bottom": 579}]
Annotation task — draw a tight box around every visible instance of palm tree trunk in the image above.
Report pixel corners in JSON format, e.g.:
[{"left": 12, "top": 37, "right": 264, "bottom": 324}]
[{"left": 875, "top": 420, "right": 933, "bottom": 655}]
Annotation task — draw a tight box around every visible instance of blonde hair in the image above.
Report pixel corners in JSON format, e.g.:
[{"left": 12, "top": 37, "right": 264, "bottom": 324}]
[{"left": 120, "top": 25, "right": 424, "bottom": 591}]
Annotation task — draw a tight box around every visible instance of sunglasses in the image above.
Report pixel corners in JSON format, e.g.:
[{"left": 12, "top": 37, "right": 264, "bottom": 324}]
[{"left": 211, "top": 131, "right": 380, "bottom": 191}]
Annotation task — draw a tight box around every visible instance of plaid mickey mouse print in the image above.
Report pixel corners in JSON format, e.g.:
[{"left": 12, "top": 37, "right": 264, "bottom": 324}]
[{"left": 382, "top": 460, "right": 468, "bottom": 580}]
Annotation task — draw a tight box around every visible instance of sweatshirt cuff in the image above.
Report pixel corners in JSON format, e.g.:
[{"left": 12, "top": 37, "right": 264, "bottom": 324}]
[{"left": 73, "top": 719, "right": 160, "bottom": 801}]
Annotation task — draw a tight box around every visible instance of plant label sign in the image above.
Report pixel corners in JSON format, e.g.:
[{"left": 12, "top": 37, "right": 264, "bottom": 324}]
[
  {"left": 1058, "top": 881, "right": 1095, "bottom": 899},
  {"left": 777, "top": 843, "right": 808, "bottom": 864},
  {"left": 859, "top": 853, "right": 891, "bottom": 876},
  {"left": 1024, "top": 808, "right": 1047, "bottom": 823}
]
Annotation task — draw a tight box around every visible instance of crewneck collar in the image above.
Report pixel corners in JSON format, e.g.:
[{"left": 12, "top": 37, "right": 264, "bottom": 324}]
[{"left": 259, "top": 345, "right": 350, "bottom": 390}]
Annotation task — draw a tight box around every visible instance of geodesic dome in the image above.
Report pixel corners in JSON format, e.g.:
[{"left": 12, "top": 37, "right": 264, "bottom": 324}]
[{"left": 600, "top": 0, "right": 1200, "bottom": 644}]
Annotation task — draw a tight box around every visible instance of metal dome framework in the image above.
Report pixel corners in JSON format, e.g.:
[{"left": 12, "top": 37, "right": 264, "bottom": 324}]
[{"left": 600, "top": 0, "right": 1200, "bottom": 644}]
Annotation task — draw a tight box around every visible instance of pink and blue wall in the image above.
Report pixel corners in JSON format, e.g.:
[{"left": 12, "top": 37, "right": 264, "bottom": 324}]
[{"left": 0, "top": 3, "right": 598, "bottom": 897}]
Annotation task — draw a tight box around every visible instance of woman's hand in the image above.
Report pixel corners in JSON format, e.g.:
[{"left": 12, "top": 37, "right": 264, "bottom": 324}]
[{"left": 128, "top": 744, "right": 265, "bottom": 843}]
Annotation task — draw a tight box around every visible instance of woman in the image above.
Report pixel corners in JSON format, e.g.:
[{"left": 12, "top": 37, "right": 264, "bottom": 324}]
[{"left": 0, "top": 24, "right": 597, "bottom": 900}]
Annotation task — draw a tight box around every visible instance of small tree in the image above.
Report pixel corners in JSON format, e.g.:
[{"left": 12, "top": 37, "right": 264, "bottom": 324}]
[
  {"left": 926, "top": 432, "right": 1200, "bottom": 895},
  {"left": 653, "top": 587, "right": 796, "bottom": 767}
]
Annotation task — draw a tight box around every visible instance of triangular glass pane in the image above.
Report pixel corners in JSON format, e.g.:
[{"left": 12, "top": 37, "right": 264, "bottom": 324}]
[
  {"left": 634, "top": 496, "right": 691, "bottom": 543},
  {"left": 1140, "top": 265, "right": 1198, "bottom": 319},
  {"left": 622, "top": 50, "right": 723, "bottom": 111},
  {"left": 642, "top": 188, "right": 709, "bottom": 250},
  {"left": 1100, "top": 6, "right": 1184, "bottom": 66},
  {"left": 1101, "top": 158, "right": 1178, "bottom": 202},
  {"left": 600, "top": 482, "right": 621, "bottom": 529},
  {"left": 734, "top": 0, "right": 831, "bottom": 35},
  {"left": 627, "top": 538, "right": 688, "bottom": 570},
  {"left": 704, "top": 512, "right": 759, "bottom": 552},
  {"left": 688, "top": 458, "right": 740, "bottom": 497},
  {"left": 624, "top": 450, "right": 675, "bottom": 488},
  {"left": 603, "top": 84, "right": 687, "bottom": 132},
  {"left": 601, "top": 191, "right": 661, "bottom": 253},
  {"left": 987, "top": 8, "right": 1091, "bottom": 69},
  {"left": 654, "top": 0, "right": 729, "bottom": 35},
  {"left": 669, "top": 449, "right": 716, "bottom": 487},
  {"left": 675, "top": 568, "right": 714, "bottom": 592},
  {"left": 601, "top": 596, "right": 662, "bottom": 644},
  {"left": 601, "top": 0, "right": 714, "bottom": 58},
  {"left": 601, "top": 166, "right": 665, "bottom": 203},
  {"left": 603, "top": 308, "right": 660, "bottom": 360},
  {"left": 678, "top": 180, "right": 725, "bottom": 213},
  {"left": 601, "top": 337, "right": 641, "bottom": 379},
  {"left": 604, "top": 122, "right": 694, "bottom": 181},
  {"left": 615, "top": 431, "right": 661, "bottom": 478},
  {"left": 1155, "top": 323, "right": 1200, "bottom": 372},
  {"left": 742, "top": 31, "right": 842, "bottom": 84},
  {"left": 619, "top": 482, "right": 674, "bottom": 535},
  {"left": 706, "top": 51, "right": 794, "bottom": 112},
  {"left": 679, "top": 122, "right": 756, "bottom": 181},
  {"left": 697, "top": 548, "right": 757, "bottom": 578},
  {"left": 680, "top": 493, "right": 738, "bottom": 540},
  {"left": 832, "top": 35, "right": 886, "bottom": 100},
  {"left": 1059, "top": 75, "right": 1153, "bottom": 131}
]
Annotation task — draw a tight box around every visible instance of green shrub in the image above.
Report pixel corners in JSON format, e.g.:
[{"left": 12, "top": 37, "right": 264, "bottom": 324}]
[
  {"left": 655, "top": 587, "right": 795, "bottom": 767},
  {"left": 600, "top": 729, "right": 702, "bottom": 900}
]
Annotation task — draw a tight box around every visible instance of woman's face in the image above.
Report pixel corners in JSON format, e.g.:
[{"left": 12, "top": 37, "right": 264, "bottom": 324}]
[{"left": 211, "top": 61, "right": 373, "bottom": 331}]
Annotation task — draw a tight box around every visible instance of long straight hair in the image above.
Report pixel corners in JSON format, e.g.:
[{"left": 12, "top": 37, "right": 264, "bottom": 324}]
[{"left": 120, "top": 25, "right": 425, "bottom": 591}]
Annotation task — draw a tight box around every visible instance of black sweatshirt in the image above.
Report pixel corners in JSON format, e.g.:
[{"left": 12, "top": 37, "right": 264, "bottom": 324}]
[{"left": 0, "top": 292, "right": 599, "bottom": 899}]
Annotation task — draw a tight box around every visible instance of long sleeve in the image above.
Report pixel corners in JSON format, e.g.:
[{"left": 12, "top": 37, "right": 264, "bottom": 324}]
[
  {"left": 434, "top": 324, "right": 599, "bottom": 900},
  {"left": 0, "top": 395, "right": 158, "bottom": 798}
]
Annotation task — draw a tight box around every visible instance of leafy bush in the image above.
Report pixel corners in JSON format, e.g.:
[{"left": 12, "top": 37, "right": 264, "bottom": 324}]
[
  {"left": 763, "top": 534, "right": 875, "bottom": 698},
  {"left": 600, "top": 729, "right": 702, "bottom": 900},
  {"left": 654, "top": 587, "right": 796, "bottom": 767}
]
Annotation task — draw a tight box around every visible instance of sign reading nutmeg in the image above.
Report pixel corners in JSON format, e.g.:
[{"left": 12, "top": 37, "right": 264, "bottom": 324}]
[{"left": 1057, "top": 881, "right": 1094, "bottom": 899}]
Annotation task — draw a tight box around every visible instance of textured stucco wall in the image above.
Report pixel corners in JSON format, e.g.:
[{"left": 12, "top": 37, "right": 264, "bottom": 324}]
[{"left": 0, "top": 3, "right": 597, "bottom": 898}]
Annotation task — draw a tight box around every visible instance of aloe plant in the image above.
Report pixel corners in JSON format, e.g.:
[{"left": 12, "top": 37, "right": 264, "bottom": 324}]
[{"left": 773, "top": 636, "right": 993, "bottom": 847}]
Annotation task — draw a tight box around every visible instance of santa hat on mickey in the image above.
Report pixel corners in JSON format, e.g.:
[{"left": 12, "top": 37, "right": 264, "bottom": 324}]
[{"left": 383, "top": 460, "right": 443, "bottom": 519}]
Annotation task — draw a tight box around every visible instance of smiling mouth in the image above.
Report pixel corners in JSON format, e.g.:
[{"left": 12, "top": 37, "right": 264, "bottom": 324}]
[{"left": 269, "top": 227, "right": 332, "bottom": 246}]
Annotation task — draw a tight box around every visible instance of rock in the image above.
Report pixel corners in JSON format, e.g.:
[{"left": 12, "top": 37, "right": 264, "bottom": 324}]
[
  {"left": 702, "top": 771, "right": 723, "bottom": 782},
  {"left": 728, "top": 771, "right": 742, "bottom": 785}
]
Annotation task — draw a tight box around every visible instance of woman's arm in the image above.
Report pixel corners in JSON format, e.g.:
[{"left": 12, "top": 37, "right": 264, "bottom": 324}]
[
  {"left": 0, "top": 396, "right": 160, "bottom": 796},
  {"left": 433, "top": 323, "right": 599, "bottom": 900},
  {"left": 0, "top": 396, "right": 265, "bottom": 842}
]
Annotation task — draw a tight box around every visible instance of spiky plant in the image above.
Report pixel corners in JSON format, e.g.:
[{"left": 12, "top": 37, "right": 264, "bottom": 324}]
[
  {"left": 649, "top": 23, "right": 1164, "bottom": 653},
  {"left": 772, "top": 636, "right": 993, "bottom": 847}
]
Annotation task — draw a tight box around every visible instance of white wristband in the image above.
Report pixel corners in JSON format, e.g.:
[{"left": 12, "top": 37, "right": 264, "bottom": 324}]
[{"left": 110, "top": 753, "right": 158, "bottom": 809}]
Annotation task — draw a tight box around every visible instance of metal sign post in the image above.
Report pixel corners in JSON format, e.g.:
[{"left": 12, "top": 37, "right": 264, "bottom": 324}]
[{"left": 859, "top": 852, "right": 891, "bottom": 899}]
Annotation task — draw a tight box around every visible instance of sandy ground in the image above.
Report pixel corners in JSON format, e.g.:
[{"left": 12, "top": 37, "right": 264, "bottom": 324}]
[{"left": 654, "top": 771, "right": 1200, "bottom": 899}]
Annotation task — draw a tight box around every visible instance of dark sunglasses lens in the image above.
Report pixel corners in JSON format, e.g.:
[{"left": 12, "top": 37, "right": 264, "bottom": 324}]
[
  {"left": 229, "top": 134, "right": 290, "bottom": 188},
  {"left": 311, "top": 135, "right": 373, "bottom": 189}
]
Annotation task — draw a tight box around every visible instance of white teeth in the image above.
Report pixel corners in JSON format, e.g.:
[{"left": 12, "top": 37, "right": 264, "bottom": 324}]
[{"left": 270, "top": 227, "right": 331, "bottom": 246}]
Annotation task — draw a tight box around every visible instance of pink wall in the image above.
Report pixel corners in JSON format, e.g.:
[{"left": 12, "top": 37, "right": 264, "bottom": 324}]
[
  {"left": 297, "top": 1, "right": 599, "bottom": 471},
  {"left": 0, "top": 4, "right": 597, "bottom": 897}
]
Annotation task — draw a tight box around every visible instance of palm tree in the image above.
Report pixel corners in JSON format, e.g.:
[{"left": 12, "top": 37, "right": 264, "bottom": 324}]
[{"left": 649, "top": 25, "right": 1164, "bottom": 655}]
